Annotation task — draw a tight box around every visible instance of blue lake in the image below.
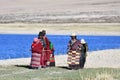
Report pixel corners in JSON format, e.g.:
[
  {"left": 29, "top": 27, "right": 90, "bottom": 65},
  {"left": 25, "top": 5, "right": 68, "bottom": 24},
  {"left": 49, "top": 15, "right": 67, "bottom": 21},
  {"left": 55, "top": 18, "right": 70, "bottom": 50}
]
[{"left": 0, "top": 34, "right": 120, "bottom": 60}]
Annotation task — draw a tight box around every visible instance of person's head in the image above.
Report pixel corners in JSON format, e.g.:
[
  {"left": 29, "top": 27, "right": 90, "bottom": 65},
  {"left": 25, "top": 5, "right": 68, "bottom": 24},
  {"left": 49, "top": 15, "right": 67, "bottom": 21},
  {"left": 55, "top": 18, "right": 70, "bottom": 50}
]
[
  {"left": 70, "top": 33, "right": 77, "bottom": 39},
  {"left": 42, "top": 30, "right": 46, "bottom": 36},
  {"left": 81, "top": 39, "right": 86, "bottom": 44},
  {"left": 38, "top": 32, "right": 44, "bottom": 39},
  {"left": 33, "top": 38, "right": 39, "bottom": 43}
]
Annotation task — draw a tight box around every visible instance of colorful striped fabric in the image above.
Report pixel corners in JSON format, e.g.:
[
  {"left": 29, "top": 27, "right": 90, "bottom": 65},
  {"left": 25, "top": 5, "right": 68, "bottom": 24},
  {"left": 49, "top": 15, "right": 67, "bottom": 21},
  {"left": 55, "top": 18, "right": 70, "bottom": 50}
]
[
  {"left": 67, "top": 51, "right": 81, "bottom": 65},
  {"left": 30, "top": 53, "right": 41, "bottom": 67}
]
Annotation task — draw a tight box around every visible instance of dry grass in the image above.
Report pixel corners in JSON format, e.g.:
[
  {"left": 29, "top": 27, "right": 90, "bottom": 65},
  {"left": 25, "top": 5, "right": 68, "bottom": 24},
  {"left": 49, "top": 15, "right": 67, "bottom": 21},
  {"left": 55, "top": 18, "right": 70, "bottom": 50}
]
[
  {"left": 0, "top": 23, "right": 120, "bottom": 35},
  {"left": 0, "top": 66, "right": 120, "bottom": 80}
]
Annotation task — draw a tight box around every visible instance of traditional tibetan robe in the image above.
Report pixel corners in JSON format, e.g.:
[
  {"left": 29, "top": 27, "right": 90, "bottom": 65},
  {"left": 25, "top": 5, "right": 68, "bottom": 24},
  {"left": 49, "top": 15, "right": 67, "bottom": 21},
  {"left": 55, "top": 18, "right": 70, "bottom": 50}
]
[
  {"left": 43, "top": 36, "right": 52, "bottom": 66},
  {"left": 67, "top": 39, "right": 82, "bottom": 69},
  {"left": 30, "top": 41, "right": 43, "bottom": 68}
]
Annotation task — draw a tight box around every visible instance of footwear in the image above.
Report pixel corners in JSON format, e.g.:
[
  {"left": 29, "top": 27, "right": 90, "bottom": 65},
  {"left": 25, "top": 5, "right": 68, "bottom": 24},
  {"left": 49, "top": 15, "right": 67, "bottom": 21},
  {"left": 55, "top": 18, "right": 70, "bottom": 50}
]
[
  {"left": 32, "top": 67, "right": 38, "bottom": 69},
  {"left": 69, "top": 68, "right": 72, "bottom": 70},
  {"left": 41, "top": 66, "right": 46, "bottom": 68}
]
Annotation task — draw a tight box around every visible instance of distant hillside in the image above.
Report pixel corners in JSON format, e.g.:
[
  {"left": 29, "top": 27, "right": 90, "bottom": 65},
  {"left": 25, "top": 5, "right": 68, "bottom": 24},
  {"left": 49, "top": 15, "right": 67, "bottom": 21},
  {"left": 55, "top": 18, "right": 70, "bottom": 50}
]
[{"left": 0, "top": 0, "right": 120, "bottom": 23}]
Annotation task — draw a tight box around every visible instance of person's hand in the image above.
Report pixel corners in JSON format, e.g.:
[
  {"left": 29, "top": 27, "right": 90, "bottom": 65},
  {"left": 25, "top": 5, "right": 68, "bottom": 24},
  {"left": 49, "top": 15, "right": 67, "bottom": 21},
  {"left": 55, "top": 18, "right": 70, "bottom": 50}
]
[
  {"left": 47, "top": 61, "right": 50, "bottom": 65},
  {"left": 50, "top": 54, "right": 52, "bottom": 57}
]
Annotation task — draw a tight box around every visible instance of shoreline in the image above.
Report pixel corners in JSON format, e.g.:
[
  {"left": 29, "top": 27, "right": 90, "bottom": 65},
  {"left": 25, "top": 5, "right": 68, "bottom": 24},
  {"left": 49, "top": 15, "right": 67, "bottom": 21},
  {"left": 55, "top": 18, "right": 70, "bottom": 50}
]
[{"left": 0, "top": 49, "right": 120, "bottom": 68}]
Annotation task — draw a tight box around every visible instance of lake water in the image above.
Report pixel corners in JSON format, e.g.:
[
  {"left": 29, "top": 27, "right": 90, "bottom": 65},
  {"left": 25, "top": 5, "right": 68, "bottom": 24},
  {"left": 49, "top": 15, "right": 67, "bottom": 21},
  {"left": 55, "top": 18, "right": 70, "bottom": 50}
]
[{"left": 0, "top": 34, "right": 120, "bottom": 60}]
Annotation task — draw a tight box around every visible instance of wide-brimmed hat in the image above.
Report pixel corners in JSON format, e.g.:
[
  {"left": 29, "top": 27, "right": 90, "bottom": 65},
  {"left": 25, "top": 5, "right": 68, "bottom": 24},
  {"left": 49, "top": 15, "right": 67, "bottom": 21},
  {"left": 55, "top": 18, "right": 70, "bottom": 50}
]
[
  {"left": 81, "top": 39, "right": 86, "bottom": 44},
  {"left": 70, "top": 33, "right": 76, "bottom": 36}
]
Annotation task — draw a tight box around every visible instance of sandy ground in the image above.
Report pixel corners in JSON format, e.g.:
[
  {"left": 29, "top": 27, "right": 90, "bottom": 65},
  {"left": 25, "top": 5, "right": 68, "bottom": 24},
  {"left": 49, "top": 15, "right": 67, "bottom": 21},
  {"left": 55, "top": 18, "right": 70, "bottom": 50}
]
[
  {"left": 0, "top": 49, "right": 120, "bottom": 68},
  {"left": 56, "top": 49, "right": 120, "bottom": 68}
]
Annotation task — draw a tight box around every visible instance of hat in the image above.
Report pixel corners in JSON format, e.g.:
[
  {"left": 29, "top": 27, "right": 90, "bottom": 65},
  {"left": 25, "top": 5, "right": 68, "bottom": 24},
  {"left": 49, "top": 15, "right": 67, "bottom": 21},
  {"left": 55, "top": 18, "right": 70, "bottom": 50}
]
[
  {"left": 71, "top": 33, "right": 76, "bottom": 36},
  {"left": 81, "top": 39, "right": 86, "bottom": 44},
  {"left": 34, "top": 38, "right": 39, "bottom": 42},
  {"left": 42, "top": 30, "right": 46, "bottom": 36},
  {"left": 42, "top": 30, "right": 46, "bottom": 33}
]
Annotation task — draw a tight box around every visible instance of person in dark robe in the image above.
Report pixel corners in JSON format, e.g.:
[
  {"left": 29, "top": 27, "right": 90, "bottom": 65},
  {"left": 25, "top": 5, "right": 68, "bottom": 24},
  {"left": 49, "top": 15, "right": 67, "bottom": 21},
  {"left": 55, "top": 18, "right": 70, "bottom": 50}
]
[
  {"left": 80, "top": 39, "right": 88, "bottom": 69},
  {"left": 49, "top": 41, "right": 55, "bottom": 67}
]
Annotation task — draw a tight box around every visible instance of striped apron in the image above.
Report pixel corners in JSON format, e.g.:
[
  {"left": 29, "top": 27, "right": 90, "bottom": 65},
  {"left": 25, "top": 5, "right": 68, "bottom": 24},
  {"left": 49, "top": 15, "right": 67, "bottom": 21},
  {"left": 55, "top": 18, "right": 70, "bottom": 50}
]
[
  {"left": 30, "top": 52, "right": 41, "bottom": 67},
  {"left": 67, "top": 51, "right": 81, "bottom": 65}
]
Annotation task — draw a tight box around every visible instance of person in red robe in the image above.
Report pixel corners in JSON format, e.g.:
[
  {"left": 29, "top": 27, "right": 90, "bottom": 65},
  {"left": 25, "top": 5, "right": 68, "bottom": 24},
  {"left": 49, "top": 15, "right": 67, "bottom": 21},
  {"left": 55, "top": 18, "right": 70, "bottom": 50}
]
[
  {"left": 30, "top": 38, "right": 43, "bottom": 69},
  {"left": 38, "top": 30, "right": 53, "bottom": 67},
  {"left": 42, "top": 30, "right": 52, "bottom": 66}
]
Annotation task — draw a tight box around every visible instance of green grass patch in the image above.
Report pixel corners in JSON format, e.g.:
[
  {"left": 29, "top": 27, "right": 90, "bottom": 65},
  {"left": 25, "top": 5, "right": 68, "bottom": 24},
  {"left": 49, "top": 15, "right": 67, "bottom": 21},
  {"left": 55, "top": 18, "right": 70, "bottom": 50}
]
[{"left": 0, "top": 65, "right": 120, "bottom": 80}]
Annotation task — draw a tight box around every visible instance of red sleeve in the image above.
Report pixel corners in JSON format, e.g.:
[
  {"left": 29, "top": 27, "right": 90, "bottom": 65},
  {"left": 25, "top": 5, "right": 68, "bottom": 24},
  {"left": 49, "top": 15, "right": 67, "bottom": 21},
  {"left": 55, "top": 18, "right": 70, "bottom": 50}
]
[
  {"left": 44, "top": 37, "right": 50, "bottom": 49},
  {"left": 31, "top": 42, "right": 43, "bottom": 53}
]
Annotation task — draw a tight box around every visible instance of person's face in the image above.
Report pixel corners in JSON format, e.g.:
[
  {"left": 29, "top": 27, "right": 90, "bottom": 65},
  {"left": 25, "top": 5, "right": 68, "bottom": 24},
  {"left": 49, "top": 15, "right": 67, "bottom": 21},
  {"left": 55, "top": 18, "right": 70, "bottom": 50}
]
[
  {"left": 42, "top": 31, "right": 46, "bottom": 36},
  {"left": 39, "top": 36, "right": 43, "bottom": 39},
  {"left": 71, "top": 36, "right": 76, "bottom": 39}
]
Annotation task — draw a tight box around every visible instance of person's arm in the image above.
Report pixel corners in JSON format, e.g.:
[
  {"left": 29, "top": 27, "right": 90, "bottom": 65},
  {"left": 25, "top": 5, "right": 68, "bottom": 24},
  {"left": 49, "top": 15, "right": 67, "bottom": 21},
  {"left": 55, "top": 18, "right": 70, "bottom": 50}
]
[
  {"left": 67, "top": 40, "right": 71, "bottom": 54},
  {"left": 85, "top": 43, "right": 88, "bottom": 51},
  {"left": 85, "top": 43, "right": 88, "bottom": 57}
]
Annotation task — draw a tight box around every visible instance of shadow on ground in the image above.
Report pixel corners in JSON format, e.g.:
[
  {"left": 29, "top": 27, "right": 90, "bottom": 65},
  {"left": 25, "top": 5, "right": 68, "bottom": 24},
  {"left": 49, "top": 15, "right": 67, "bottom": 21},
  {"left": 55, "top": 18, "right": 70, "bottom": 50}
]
[
  {"left": 14, "top": 65, "right": 32, "bottom": 69},
  {"left": 57, "top": 66, "right": 71, "bottom": 70},
  {"left": 14, "top": 65, "right": 71, "bottom": 70}
]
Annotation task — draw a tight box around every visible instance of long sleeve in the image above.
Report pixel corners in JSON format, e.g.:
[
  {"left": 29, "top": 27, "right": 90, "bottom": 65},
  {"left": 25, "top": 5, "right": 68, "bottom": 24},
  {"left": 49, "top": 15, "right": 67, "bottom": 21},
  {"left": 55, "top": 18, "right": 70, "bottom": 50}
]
[{"left": 31, "top": 42, "right": 43, "bottom": 53}]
